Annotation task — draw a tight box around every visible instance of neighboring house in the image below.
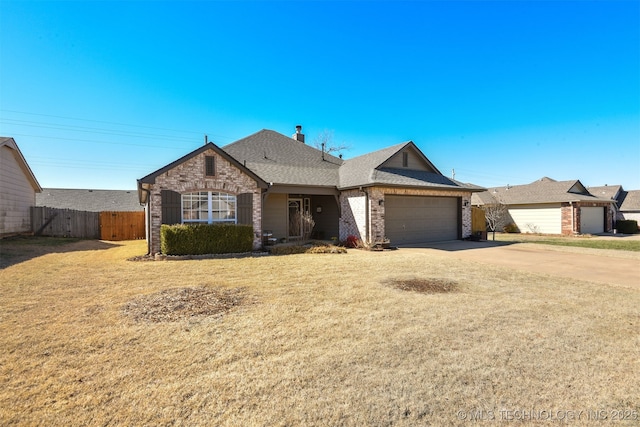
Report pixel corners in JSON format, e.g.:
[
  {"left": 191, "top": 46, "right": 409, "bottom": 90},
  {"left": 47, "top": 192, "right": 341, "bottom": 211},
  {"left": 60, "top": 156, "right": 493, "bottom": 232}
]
[
  {"left": 617, "top": 190, "right": 640, "bottom": 223},
  {"left": 471, "top": 177, "right": 614, "bottom": 235},
  {"left": 0, "top": 137, "right": 42, "bottom": 237},
  {"left": 36, "top": 188, "right": 143, "bottom": 212},
  {"left": 588, "top": 185, "right": 640, "bottom": 225},
  {"left": 138, "top": 126, "right": 483, "bottom": 254},
  {"left": 587, "top": 185, "right": 624, "bottom": 221}
]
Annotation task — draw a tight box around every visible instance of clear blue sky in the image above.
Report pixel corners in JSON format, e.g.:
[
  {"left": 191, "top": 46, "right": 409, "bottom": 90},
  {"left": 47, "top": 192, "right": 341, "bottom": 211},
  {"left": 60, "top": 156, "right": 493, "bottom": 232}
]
[{"left": 1, "top": 1, "right": 638, "bottom": 191}]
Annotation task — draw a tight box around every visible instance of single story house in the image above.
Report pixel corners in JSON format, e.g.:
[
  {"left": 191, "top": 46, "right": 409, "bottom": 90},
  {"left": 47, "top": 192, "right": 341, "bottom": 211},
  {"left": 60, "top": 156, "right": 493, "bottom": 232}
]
[
  {"left": 587, "top": 185, "right": 624, "bottom": 221},
  {"left": 471, "top": 177, "right": 614, "bottom": 235},
  {"left": 138, "top": 126, "right": 484, "bottom": 254},
  {"left": 36, "top": 188, "right": 143, "bottom": 212},
  {"left": 588, "top": 185, "right": 640, "bottom": 225},
  {"left": 0, "top": 137, "right": 42, "bottom": 237},
  {"left": 617, "top": 190, "right": 640, "bottom": 223}
]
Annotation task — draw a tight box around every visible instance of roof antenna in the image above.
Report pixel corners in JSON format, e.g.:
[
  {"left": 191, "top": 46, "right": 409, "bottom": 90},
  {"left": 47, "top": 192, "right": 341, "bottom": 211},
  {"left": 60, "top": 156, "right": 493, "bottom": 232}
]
[
  {"left": 204, "top": 134, "right": 208, "bottom": 145},
  {"left": 451, "top": 168, "right": 455, "bottom": 180},
  {"left": 322, "top": 142, "right": 325, "bottom": 161}
]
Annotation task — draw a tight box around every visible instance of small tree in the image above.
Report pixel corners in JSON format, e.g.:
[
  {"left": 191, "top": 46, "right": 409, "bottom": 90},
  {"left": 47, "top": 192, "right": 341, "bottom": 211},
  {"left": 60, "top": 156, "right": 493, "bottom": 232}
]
[
  {"left": 483, "top": 200, "right": 509, "bottom": 241},
  {"left": 313, "top": 129, "right": 350, "bottom": 158},
  {"left": 290, "top": 210, "right": 316, "bottom": 240},
  {"left": 301, "top": 211, "right": 315, "bottom": 240}
]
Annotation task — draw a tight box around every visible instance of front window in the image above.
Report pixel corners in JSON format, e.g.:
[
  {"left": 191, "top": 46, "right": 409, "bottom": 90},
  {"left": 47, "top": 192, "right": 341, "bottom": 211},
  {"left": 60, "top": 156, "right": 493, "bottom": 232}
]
[{"left": 182, "top": 191, "right": 236, "bottom": 224}]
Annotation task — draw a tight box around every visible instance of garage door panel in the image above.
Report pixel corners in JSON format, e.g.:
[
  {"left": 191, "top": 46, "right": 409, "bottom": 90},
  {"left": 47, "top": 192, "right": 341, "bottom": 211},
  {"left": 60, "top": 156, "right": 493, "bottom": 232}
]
[
  {"left": 385, "top": 195, "right": 458, "bottom": 244},
  {"left": 580, "top": 207, "right": 604, "bottom": 234},
  {"left": 508, "top": 205, "right": 561, "bottom": 234}
]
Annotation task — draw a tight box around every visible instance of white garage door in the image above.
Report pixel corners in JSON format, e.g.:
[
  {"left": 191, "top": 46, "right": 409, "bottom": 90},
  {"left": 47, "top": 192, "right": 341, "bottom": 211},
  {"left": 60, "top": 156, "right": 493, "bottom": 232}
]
[
  {"left": 580, "top": 207, "right": 604, "bottom": 234},
  {"left": 508, "top": 204, "right": 562, "bottom": 234},
  {"left": 385, "top": 195, "right": 458, "bottom": 245}
]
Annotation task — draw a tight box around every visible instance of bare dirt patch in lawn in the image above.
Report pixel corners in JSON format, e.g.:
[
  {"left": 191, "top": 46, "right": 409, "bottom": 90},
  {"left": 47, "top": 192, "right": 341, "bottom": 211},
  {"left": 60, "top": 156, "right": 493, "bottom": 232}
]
[
  {"left": 385, "top": 277, "right": 459, "bottom": 293},
  {"left": 122, "top": 286, "right": 250, "bottom": 323}
]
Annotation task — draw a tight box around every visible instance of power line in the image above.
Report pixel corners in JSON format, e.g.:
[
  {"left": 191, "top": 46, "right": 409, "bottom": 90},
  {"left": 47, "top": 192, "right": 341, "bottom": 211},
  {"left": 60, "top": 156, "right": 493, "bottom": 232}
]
[
  {"left": 0, "top": 118, "right": 197, "bottom": 142},
  {"left": 1, "top": 109, "right": 199, "bottom": 136},
  {"left": 0, "top": 108, "right": 237, "bottom": 143},
  {"left": 4, "top": 132, "right": 195, "bottom": 150}
]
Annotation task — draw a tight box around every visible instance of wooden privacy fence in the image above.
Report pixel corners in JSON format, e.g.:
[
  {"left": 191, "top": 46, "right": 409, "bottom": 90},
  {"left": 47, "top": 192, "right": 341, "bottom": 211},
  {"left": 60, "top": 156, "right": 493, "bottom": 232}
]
[
  {"left": 471, "top": 207, "right": 487, "bottom": 239},
  {"left": 31, "top": 207, "right": 145, "bottom": 241},
  {"left": 99, "top": 211, "right": 145, "bottom": 241}
]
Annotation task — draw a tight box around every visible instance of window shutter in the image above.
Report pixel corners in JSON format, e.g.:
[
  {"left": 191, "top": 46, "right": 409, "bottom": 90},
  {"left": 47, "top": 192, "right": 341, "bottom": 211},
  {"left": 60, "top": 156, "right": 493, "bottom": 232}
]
[
  {"left": 161, "top": 190, "right": 181, "bottom": 224},
  {"left": 237, "top": 193, "right": 253, "bottom": 225},
  {"left": 205, "top": 156, "right": 215, "bottom": 176}
]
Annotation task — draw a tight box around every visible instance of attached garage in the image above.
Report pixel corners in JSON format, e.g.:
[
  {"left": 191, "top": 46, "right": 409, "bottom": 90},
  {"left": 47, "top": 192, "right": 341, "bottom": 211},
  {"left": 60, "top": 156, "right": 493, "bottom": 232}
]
[
  {"left": 580, "top": 207, "right": 604, "bottom": 234},
  {"left": 508, "top": 204, "right": 562, "bottom": 234},
  {"left": 385, "top": 195, "right": 459, "bottom": 244}
]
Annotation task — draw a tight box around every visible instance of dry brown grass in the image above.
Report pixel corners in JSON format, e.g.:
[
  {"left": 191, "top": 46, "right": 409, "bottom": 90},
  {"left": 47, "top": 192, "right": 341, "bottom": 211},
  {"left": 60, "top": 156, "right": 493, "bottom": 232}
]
[{"left": 1, "top": 238, "right": 638, "bottom": 426}]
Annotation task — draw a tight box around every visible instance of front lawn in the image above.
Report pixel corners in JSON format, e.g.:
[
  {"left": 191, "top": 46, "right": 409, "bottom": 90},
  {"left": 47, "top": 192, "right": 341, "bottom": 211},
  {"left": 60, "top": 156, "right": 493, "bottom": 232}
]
[
  {"left": 1, "top": 239, "right": 638, "bottom": 426},
  {"left": 494, "top": 233, "right": 640, "bottom": 251}
]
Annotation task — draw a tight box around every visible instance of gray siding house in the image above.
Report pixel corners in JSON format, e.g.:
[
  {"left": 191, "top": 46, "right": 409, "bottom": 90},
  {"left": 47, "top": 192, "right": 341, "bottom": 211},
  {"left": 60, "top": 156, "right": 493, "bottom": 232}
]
[
  {"left": 0, "top": 137, "right": 42, "bottom": 237},
  {"left": 138, "top": 126, "right": 483, "bottom": 254}
]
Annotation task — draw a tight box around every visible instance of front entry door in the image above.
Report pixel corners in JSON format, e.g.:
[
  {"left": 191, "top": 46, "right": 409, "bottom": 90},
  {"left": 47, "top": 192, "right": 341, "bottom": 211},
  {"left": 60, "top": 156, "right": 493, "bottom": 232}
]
[{"left": 288, "top": 199, "right": 302, "bottom": 239}]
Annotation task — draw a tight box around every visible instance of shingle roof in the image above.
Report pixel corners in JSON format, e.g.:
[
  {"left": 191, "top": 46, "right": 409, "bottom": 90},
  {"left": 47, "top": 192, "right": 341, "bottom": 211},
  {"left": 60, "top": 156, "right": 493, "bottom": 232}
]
[
  {"left": 472, "top": 177, "right": 612, "bottom": 205},
  {"left": 138, "top": 141, "right": 267, "bottom": 187},
  {"left": 619, "top": 190, "right": 640, "bottom": 211},
  {"left": 338, "top": 141, "right": 481, "bottom": 191},
  {"left": 142, "top": 128, "right": 483, "bottom": 194},
  {"left": 338, "top": 142, "right": 406, "bottom": 188},
  {"left": 587, "top": 185, "right": 623, "bottom": 202},
  {"left": 223, "top": 129, "right": 343, "bottom": 187},
  {"left": 36, "top": 188, "right": 143, "bottom": 212}
]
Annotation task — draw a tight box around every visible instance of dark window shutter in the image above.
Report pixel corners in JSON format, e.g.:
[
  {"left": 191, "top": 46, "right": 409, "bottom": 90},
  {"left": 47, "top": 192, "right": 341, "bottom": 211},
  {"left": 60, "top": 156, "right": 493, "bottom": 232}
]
[
  {"left": 161, "top": 190, "right": 181, "bottom": 224},
  {"left": 237, "top": 193, "right": 253, "bottom": 225},
  {"left": 205, "top": 156, "right": 215, "bottom": 176}
]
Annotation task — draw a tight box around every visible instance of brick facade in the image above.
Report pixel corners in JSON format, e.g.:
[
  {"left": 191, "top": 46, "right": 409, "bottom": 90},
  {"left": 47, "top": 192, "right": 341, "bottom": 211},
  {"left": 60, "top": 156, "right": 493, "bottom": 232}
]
[
  {"left": 147, "top": 148, "right": 262, "bottom": 254},
  {"left": 339, "top": 186, "right": 472, "bottom": 243},
  {"left": 561, "top": 202, "right": 613, "bottom": 235},
  {"left": 338, "top": 189, "right": 366, "bottom": 241}
]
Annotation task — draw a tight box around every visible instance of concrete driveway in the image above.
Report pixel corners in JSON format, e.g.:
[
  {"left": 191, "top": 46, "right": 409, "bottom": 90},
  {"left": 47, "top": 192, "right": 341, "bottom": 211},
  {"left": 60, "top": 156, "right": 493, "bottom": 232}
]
[{"left": 401, "top": 239, "right": 640, "bottom": 289}]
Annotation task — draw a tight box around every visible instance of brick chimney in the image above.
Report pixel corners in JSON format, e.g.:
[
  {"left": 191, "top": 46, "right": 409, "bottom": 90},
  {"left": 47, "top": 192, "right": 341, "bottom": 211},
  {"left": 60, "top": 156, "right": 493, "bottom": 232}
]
[{"left": 292, "top": 125, "right": 305, "bottom": 143}]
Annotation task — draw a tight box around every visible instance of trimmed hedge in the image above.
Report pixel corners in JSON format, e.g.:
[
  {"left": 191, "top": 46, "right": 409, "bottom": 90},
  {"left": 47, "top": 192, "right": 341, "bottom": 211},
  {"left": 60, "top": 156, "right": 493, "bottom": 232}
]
[
  {"left": 615, "top": 220, "right": 638, "bottom": 234},
  {"left": 160, "top": 224, "right": 254, "bottom": 255}
]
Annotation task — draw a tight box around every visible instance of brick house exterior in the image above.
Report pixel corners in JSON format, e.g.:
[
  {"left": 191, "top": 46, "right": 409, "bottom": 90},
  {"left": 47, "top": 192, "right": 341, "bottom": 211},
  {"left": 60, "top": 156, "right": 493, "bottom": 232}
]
[
  {"left": 139, "top": 127, "right": 483, "bottom": 254},
  {"left": 138, "top": 144, "right": 267, "bottom": 255},
  {"left": 472, "top": 178, "right": 614, "bottom": 235}
]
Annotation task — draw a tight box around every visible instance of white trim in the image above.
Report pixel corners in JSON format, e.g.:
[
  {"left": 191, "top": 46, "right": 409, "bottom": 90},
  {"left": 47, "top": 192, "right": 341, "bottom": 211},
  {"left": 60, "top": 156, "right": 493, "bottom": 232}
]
[{"left": 181, "top": 191, "right": 237, "bottom": 224}]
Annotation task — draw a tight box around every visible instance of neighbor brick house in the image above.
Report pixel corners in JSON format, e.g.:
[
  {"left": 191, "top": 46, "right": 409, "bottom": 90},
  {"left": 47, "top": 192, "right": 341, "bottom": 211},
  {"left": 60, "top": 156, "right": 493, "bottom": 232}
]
[
  {"left": 138, "top": 126, "right": 483, "bottom": 254},
  {"left": 472, "top": 177, "right": 614, "bottom": 235}
]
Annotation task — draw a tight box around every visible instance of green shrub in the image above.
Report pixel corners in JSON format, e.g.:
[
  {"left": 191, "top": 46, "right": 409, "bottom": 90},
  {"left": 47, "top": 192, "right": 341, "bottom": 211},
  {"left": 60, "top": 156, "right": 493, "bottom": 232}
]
[
  {"left": 160, "top": 224, "right": 254, "bottom": 255},
  {"left": 615, "top": 220, "right": 639, "bottom": 234}
]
